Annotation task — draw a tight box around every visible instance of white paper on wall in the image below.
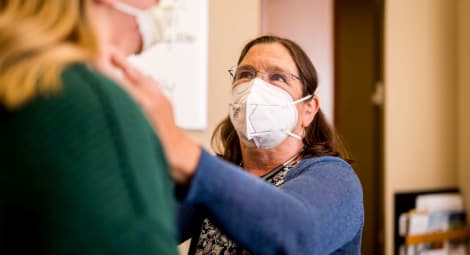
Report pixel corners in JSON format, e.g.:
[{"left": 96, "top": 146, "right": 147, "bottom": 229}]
[{"left": 129, "top": 0, "right": 208, "bottom": 130}]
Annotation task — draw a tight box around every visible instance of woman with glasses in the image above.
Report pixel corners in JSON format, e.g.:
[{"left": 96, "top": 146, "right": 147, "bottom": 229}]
[{"left": 117, "top": 35, "right": 364, "bottom": 255}]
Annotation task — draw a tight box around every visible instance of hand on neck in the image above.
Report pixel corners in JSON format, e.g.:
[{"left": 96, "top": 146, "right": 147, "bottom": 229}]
[{"left": 91, "top": 46, "right": 124, "bottom": 82}]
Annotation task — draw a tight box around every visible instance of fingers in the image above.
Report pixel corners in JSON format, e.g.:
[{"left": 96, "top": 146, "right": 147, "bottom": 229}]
[
  {"left": 109, "top": 53, "right": 172, "bottom": 118},
  {"left": 111, "top": 54, "right": 162, "bottom": 91},
  {"left": 111, "top": 54, "right": 141, "bottom": 84}
]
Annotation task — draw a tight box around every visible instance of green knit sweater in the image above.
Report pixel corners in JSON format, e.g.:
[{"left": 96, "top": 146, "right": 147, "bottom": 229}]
[{"left": 0, "top": 64, "right": 178, "bottom": 255}]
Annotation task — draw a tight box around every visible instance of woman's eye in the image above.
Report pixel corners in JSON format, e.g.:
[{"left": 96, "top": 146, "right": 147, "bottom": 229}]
[
  {"left": 271, "top": 73, "right": 287, "bottom": 83},
  {"left": 236, "top": 71, "right": 254, "bottom": 80}
]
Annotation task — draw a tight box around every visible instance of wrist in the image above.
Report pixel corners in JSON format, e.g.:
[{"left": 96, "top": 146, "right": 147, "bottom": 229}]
[{"left": 166, "top": 130, "right": 201, "bottom": 185}]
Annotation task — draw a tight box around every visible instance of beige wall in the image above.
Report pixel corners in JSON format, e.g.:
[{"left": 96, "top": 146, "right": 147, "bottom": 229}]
[
  {"left": 458, "top": 0, "right": 470, "bottom": 220},
  {"left": 179, "top": 1, "right": 261, "bottom": 253},
  {"left": 184, "top": 0, "right": 261, "bottom": 151},
  {"left": 384, "top": 0, "right": 459, "bottom": 254}
]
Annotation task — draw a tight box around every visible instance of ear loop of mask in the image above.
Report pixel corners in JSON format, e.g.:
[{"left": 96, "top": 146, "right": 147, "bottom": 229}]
[
  {"left": 286, "top": 94, "right": 313, "bottom": 140},
  {"left": 293, "top": 94, "right": 313, "bottom": 104}
]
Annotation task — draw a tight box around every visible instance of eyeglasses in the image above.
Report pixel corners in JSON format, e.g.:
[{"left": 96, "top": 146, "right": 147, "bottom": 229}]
[{"left": 228, "top": 66, "right": 302, "bottom": 87}]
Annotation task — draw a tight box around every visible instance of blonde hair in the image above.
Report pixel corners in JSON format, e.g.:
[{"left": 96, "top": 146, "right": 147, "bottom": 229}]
[{"left": 0, "top": 0, "right": 100, "bottom": 109}]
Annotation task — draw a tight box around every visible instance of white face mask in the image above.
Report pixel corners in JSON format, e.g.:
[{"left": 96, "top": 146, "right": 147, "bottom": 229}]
[
  {"left": 229, "top": 78, "right": 312, "bottom": 149},
  {"left": 112, "top": 2, "right": 174, "bottom": 51}
]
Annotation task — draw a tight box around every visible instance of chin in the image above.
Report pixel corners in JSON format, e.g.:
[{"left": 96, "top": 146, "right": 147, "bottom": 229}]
[
  {"left": 123, "top": 44, "right": 142, "bottom": 56},
  {"left": 135, "top": 44, "right": 144, "bottom": 54},
  {"left": 130, "top": 39, "right": 144, "bottom": 55}
]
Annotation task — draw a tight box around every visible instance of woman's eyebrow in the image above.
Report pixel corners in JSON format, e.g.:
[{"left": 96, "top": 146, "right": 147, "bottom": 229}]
[
  {"left": 267, "top": 65, "right": 297, "bottom": 75},
  {"left": 237, "top": 64, "right": 256, "bottom": 70}
]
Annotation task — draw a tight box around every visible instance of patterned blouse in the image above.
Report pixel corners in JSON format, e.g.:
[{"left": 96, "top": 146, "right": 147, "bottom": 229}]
[{"left": 194, "top": 155, "right": 301, "bottom": 255}]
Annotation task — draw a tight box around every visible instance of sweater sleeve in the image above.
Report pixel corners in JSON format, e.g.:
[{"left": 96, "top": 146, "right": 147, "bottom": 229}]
[
  {"left": 181, "top": 149, "right": 364, "bottom": 255},
  {"left": 1, "top": 65, "right": 179, "bottom": 255}
]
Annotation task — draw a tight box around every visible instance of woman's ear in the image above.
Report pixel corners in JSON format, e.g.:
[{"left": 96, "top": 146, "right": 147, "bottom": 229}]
[{"left": 301, "top": 95, "right": 320, "bottom": 128}]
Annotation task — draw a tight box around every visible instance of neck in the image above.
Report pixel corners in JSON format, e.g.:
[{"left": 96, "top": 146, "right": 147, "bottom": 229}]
[
  {"left": 241, "top": 137, "right": 304, "bottom": 177},
  {"left": 89, "top": 1, "right": 134, "bottom": 79}
]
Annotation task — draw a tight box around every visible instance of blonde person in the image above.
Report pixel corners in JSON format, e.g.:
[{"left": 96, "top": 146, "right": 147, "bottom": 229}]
[
  {"left": 115, "top": 35, "right": 364, "bottom": 254},
  {"left": 0, "top": 0, "right": 178, "bottom": 254}
]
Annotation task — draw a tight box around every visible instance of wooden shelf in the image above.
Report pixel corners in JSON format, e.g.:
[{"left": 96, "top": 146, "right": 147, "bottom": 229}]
[{"left": 406, "top": 228, "right": 470, "bottom": 245}]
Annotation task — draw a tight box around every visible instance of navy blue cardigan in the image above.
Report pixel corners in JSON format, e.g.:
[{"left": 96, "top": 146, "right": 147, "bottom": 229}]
[{"left": 178, "top": 150, "right": 364, "bottom": 254}]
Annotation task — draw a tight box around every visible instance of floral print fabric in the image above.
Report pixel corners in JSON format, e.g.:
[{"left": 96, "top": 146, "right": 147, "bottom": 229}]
[{"left": 194, "top": 161, "right": 297, "bottom": 255}]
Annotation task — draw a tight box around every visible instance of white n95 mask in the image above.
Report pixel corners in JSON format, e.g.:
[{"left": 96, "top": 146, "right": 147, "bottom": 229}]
[
  {"left": 229, "top": 78, "right": 312, "bottom": 149},
  {"left": 113, "top": 2, "right": 174, "bottom": 51}
]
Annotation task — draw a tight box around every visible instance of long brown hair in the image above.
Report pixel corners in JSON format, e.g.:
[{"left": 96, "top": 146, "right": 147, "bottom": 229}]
[{"left": 211, "top": 35, "right": 352, "bottom": 164}]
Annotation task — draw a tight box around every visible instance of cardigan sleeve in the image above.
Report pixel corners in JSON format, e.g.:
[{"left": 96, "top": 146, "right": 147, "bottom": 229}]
[
  {"left": 181, "top": 149, "right": 364, "bottom": 255},
  {"left": 177, "top": 202, "right": 204, "bottom": 242},
  {"left": 0, "top": 65, "right": 179, "bottom": 255}
]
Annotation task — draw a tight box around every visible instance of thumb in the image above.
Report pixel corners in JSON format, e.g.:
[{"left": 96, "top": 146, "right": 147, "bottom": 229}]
[{"left": 110, "top": 53, "right": 141, "bottom": 85}]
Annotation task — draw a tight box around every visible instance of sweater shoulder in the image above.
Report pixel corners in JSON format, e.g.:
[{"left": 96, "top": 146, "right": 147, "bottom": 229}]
[
  {"left": 286, "top": 156, "right": 354, "bottom": 179},
  {"left": 283, "top": 156, "right": 363, "bottom": 202},
  {"left": 59, "top": 63, "right": 127, "bottom": 103}
]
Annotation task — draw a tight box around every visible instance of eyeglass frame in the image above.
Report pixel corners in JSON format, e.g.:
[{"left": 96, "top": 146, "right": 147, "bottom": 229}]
[{"left": 227, "top": 65, "right": 304, "bottom": 87}]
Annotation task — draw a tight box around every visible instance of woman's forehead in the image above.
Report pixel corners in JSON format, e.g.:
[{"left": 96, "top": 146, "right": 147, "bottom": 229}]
[{"left": 240, "top": 43, "right": 298, "bottom": 74}]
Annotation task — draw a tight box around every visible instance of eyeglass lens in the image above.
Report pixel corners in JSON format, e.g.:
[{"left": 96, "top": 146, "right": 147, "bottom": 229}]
[{"left": 230, "top": 66, "right": 300, "bottom": 86}]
